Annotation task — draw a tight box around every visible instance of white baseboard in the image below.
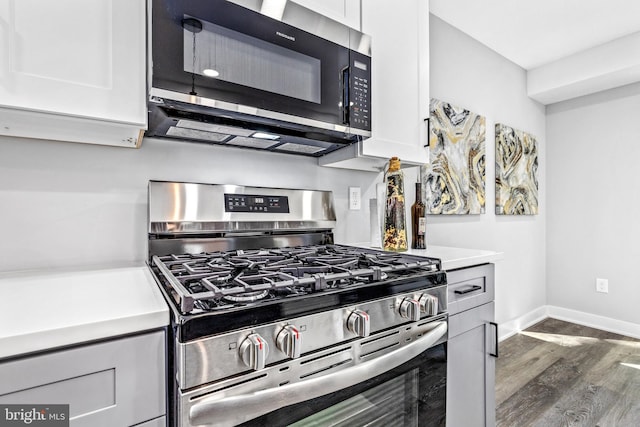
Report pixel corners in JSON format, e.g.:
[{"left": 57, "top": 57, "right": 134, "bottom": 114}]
[
  {"left": 498, "top": 306, "right": 548, "bottom": 342},
  {"left": 546, "top": 306, "right": 640, "bottom": 340},
  {"left": 498, "top": 305, "right": 640, "bottom": 341}
]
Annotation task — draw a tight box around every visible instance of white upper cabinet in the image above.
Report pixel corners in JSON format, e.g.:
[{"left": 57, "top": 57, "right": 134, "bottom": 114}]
[
  {"left": 0, "top": 0, "right": 146, "bottom": 147},
  {"left": 319, "top": 0, "right": 430, "bottom": 171},
  {"left": 291, "top": 0, "right": 360, "bottom": 29}
]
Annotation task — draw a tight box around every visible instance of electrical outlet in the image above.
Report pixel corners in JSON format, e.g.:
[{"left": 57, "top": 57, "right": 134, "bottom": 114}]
[
  {"left": 349, "top": 187, "right": 361, "bottom": 210},
  {"left": 596, "top": 278, "right": 609, "bottom": 293}
]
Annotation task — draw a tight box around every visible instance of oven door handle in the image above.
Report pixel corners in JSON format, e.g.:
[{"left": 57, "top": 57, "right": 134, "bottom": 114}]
[{"left": 190, "top": 321, "right": 447, "bottom": 427}]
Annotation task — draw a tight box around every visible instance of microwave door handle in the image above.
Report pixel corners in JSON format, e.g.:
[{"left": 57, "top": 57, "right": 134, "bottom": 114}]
[
  {"left": 342, "top": 67, "right": 350, "bottom": 125},
  {"left": 189, "top": 321, "right": 447, "bottom": 427}
]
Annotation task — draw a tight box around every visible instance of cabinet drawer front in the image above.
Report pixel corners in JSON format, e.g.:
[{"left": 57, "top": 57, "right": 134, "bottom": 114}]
[
  {"left": 0, "top": 368, "right": 115, "bottom": 419},
  {"left": 448, "top": 301, "right": 495, "bottom": 339},
  {"left": 0, "top": 331, "right": 166, "bottom": 426},
  {"left": 447, "top": 264, "right": 495, "bottom": 315}
]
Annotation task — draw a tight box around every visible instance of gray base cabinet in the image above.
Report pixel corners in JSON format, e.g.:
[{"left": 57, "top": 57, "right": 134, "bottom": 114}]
[
  {"left": 0, "top": 331, "right": 166, "bottom": 426},
  {"left": 447, "top": 264, "right": 497, "bottom": 427}
]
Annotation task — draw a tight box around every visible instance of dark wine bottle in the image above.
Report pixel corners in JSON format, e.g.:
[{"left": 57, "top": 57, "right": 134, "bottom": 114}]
[{"left": 411, "top": 182, "right": 426, "bottom": 249}]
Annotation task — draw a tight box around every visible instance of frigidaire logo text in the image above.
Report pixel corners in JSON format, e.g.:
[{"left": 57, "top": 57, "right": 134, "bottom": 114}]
[{"left": 276, "top": 31, "right": 295, "bottom": 41}]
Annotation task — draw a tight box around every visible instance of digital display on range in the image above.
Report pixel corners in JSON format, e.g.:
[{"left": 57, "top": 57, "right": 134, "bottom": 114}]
[{"left": 224, "top": 194, "right": 290, "bottom": 213}]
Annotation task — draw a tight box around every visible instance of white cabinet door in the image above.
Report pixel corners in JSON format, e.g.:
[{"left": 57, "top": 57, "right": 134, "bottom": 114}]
[
  {"left": 291, "top": 0, "right": 360, "bottom": 29},
  {"left": 361, "top": 0, "right": 429, "bottom": 163},
  {"left": 0, "top": 0, "right": 146, "bottom": 147},
  {"left": 319, "top": 0, "right": 429, "bottom": 171},
  {"left": 447, "top": 302, "right": 497, "bottom": 427}
]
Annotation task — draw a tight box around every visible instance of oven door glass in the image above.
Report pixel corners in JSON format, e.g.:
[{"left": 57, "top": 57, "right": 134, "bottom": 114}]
[{"left": 242, "top": 342, "right": 447, "bottom": 427}]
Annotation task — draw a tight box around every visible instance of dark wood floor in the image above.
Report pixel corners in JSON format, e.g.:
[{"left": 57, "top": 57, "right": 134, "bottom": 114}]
[{"left": 495, "top": 318, "right": 640, "bottom": 427}]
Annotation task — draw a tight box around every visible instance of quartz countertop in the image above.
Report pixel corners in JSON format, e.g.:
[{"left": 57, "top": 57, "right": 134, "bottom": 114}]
[
  {"left": 342, "top": 243, "right": 504, "bottom": 271},
  {"left": 0, "top": 265, "right": 169, "bottom": 360},
  {"left": 399, "top": 245, "right": 504, "bottom": 270}
]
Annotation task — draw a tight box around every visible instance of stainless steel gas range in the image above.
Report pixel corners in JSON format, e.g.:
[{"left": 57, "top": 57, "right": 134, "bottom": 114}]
[{"left": 147, "top": 181, "right": 448, "bottom": 427}]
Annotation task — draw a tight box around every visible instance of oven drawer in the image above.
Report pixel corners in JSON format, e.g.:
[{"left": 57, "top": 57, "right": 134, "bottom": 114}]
[{"left": 447, "top": 264, "right": 495, "bottom": 315}]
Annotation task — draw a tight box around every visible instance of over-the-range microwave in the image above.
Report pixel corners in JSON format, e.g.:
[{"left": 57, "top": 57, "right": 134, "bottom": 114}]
[{"left": 147, "top": 0, "right": 372, "bottom": 157}]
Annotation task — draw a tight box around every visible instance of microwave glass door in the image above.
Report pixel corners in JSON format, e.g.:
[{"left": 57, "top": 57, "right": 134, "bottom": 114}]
[
  {"left": 184, "top": 18, "right": 321, "bottom": 104},
  {"left": 152, "top": 0, "right": 352, "bottom": 127}
]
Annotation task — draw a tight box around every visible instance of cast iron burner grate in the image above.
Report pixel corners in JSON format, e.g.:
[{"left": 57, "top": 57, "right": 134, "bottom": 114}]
[{"left": 153, "top": 245, "right": 440, "bottom": 313}]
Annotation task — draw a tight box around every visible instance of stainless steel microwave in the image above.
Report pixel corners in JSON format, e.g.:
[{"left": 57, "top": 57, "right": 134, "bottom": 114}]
[{"left": 147, "top": 0, "right": 372, "bottom": 157}]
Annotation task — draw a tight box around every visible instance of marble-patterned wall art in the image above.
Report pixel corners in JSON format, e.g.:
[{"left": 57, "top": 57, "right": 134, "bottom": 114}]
[
  {"left": 495, "top": 123, "right": 538, "bottom": 215},
  {"left": 422, "top": 98, "right": 486, "bottom": 214}
]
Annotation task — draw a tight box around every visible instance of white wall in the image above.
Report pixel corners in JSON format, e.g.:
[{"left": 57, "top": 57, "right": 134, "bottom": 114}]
[
  {"left": 0, "top": 137, "right": 379, "bottom": 272},
  {"left": 428, "top": 15, "right": 547, "bottom": 327},
  {"left": 546, "top": 82, "right": 640, "bottom": 325}
]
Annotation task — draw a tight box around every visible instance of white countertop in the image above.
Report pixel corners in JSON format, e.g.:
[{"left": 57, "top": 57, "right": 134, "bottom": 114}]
[
  {"left": 400, "top": 245, "right": 504, "bottom": 270},
  {"left": 342, "top": 243, "right": 503, "bottom": 271},
  {"left": 0, "top": 266, "right": 169, "bottom": 360}
]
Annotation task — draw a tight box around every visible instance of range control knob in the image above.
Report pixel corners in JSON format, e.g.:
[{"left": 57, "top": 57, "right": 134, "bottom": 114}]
[
  {"left": 347, "top": 309, "right": 371, "bottom": 337},
  {"left": 419, "top": 293, "right": 439, "bottom": 317},
  {"left": 399, "top": 298, "right": 421, "bottom": 321},
  {"left": 276, "top": 325, "right": 302, "bottom": 359},
  {"left": 239, "top": 333, "right": 269, "bottom": 370}
]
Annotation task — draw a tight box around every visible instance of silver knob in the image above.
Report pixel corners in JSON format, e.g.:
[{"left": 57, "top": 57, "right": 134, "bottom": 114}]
[
  {"left": 276, "top": 325, "right": 302, "bottom": 359},
  {"left": 419, "top": 293, "right": 439, "bottom": 316},
  {"left": 347, "top": 309, "right": 370, "bottom": 337},
  {"left": 399, "top": 298, "right": 421, "bottom": 321},
  {"left": 239, "top": 333, "right": 269, "bottom": 370}
]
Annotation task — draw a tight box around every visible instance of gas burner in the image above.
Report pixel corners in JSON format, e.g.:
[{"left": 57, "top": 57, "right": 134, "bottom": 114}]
[{"left": 223, "top": 290, "right": 270, "bottom": 303}]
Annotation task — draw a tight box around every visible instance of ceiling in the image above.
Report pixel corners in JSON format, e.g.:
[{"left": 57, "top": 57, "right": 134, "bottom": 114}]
[{"left": 429, "top": 0, "right": 640, "bottom": 70}]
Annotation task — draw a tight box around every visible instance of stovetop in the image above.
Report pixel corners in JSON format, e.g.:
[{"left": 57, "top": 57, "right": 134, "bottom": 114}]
[
  {"left": 151, "top": 244, "right": 445, "bottom": 340},
  {"left": 154, "top": 244, "right": 440, "bottom": 312}
]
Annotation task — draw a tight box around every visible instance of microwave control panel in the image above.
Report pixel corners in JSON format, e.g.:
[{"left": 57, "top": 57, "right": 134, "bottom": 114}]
[{"left": 350, "top": 55, "right": 371, "bottom": 131}]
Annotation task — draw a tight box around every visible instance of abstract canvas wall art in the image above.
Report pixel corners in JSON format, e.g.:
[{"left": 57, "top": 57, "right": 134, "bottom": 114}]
[
  {"left": 423, "top": 98, "right": 486, "bottom": 214},
  {"left": 495, "top": 123, "right": 538, "bottom": 215}
]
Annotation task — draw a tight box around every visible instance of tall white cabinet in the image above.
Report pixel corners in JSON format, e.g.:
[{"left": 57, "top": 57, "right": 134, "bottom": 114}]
[{"left": 0, "top": 0, "right": 147, "bottom": 147}]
